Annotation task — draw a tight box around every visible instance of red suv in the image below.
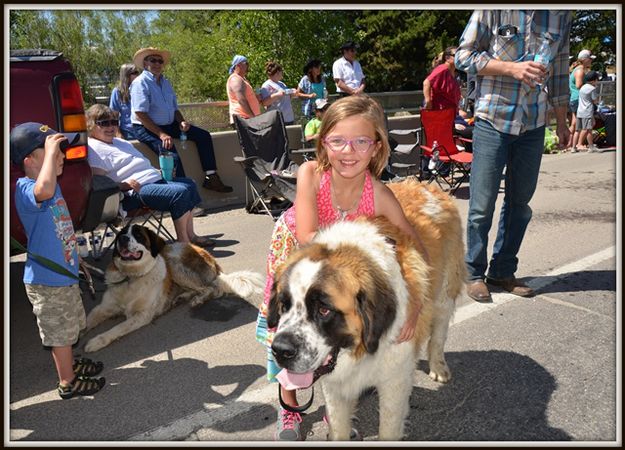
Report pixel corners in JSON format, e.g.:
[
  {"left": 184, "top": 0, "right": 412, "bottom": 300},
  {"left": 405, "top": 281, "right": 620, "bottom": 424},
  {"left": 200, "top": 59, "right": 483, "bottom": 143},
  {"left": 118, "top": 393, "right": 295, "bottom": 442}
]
[{"left": 10, "top": 49, "right": 118, "bottom": 251}]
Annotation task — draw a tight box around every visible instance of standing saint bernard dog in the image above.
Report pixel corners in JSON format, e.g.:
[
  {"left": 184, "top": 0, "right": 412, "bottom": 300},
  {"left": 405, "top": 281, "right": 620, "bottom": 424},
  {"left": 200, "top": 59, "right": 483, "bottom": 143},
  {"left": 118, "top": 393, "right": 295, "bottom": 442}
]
[
  {"left": 268, "top": 180, "right": 466, "bottom": 440},
  {"left": 83, "top": 224, "right": 263, "bottom": 353}
]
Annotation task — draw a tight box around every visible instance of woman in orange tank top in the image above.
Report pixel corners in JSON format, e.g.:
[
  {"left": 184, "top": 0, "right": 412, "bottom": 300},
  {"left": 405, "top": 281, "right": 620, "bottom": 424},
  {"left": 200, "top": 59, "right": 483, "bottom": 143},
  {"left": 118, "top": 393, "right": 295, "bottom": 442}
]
[{"left": 227, "top": 55, "right": 261, "bottom": 124}]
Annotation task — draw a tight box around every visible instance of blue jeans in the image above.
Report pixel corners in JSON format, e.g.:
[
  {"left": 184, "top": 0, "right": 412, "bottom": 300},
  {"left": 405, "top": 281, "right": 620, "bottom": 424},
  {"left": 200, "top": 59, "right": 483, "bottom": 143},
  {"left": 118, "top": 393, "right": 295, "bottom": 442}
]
[
  {"left": 120, "top": 127, "right": 137, "bottom": 141},
  {"left": 465, "top": 119, "right": 545, "bottom": 281},
  {"left": 132, "top": 121, "right": 217, "bottom": 178},
  {"left": 121, "top": 177, "right": 201, "bottom": 221}
]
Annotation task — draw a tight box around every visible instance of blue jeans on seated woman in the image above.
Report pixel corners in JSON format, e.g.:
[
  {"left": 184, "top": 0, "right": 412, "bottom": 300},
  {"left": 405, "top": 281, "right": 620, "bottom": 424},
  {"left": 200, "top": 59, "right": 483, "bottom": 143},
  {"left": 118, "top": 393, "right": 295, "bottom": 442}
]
[
  {"left": 132, "top": 122, "right": 218, "bottom": 179},
  {"left": 121, "top": 177, "right": 201, "bottom": 221},
  {"left": 465, "top": 119, "right": 545, "bottom": 282}
]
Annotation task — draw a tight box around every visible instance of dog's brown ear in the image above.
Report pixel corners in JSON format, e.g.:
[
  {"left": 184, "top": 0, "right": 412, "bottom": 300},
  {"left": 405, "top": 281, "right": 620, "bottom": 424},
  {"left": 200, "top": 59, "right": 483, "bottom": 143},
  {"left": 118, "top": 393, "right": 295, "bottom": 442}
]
[
  {"left": 356, "top": 277, "right": 397, "bottom": 354},
  {"left": 144, "top": 227, "right": 166, "bottom": 257},
  {"left": 266, "top": 282, "right": 281, "bottom": 329},
  {"left": 266, "top": 263, "right": 288, "bottom": 329}
]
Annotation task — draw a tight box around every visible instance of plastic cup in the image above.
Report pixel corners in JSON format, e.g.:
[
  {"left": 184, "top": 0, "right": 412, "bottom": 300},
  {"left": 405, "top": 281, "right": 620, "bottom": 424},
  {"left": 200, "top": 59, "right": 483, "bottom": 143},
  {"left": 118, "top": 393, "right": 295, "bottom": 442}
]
[{"left": 159, "top": 151, "right": 174, "bottom": 181}]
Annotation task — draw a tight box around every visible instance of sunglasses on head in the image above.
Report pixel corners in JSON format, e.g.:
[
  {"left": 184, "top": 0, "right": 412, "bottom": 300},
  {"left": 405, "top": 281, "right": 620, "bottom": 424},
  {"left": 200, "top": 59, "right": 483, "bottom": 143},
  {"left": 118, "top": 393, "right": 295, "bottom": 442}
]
[
  {"left": 95, "top": 119, "right": 119, "bottom": 127},
  {"left": 146, "top": 57, "right": 164, "bottom": 64}
]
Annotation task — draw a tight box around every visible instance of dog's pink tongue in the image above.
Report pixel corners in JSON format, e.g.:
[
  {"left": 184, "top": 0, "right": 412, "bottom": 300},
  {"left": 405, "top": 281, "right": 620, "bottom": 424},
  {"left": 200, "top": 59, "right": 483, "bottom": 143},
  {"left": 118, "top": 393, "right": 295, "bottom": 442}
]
[
  {"left": 120, "top": 249, "right": 139, "bottom": 258},
  {"left": 276, "top": 369, "right": 314, "bottom": 390}
]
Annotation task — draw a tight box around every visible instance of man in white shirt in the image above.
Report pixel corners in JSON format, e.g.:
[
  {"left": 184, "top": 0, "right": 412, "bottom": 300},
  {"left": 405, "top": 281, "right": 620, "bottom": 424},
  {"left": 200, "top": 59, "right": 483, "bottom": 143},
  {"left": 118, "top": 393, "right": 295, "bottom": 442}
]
[{"left": 332, "top": 41, "right": 365, "bottom": 97}]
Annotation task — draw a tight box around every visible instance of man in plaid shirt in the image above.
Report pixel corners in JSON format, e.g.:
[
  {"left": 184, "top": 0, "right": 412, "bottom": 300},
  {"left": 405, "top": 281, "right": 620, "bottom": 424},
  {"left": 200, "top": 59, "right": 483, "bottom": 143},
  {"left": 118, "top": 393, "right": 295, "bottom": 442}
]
[{"left": 455, "top": 10, "right": 572, "bottom": 303}]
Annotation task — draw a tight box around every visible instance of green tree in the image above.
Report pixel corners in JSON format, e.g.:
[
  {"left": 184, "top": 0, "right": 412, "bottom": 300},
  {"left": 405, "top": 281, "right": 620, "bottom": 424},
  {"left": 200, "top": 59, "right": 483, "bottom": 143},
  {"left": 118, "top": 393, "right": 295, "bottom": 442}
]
[{"left": 356, "top": 10, "right": 471, "bottom": 92}]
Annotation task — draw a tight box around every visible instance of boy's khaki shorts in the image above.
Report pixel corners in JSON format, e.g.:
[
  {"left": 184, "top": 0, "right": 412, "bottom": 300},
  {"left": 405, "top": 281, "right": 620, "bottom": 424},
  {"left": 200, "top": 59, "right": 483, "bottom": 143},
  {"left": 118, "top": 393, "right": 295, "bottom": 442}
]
[{"left": 24, "top": 284, "right": 86, "bottom": 347}]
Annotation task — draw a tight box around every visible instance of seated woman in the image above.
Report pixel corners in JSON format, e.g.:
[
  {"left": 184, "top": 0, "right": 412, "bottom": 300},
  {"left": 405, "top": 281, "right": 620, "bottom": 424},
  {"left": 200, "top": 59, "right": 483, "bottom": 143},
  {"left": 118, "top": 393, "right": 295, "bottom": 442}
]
[
  {"left": 109, "top": 63, "right": 140, "bottom": 140},
  {"left": 85, "top": 104, "right": 214, "bottom": 247}
]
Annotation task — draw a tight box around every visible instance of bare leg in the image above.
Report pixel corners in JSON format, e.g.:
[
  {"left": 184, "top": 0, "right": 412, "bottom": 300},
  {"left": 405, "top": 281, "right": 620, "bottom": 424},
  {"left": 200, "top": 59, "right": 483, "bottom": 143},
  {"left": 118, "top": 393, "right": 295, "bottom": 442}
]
[
  {"left": 51, "top": 345, "right": 75, "bottom": 386},
  {"left": 280, "top": 387, "right": 298, "bottom": 407},
  {"left": 173, "top": 211, "right": 192, "bottom": 243}
]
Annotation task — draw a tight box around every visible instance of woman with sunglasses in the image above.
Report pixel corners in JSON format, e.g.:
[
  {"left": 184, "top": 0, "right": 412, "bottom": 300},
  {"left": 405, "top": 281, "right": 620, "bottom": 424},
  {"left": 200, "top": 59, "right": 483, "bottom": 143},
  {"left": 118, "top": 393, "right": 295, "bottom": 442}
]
[
  {"left": 109, "top": 63, "right": 140, "bottom": 140},
  {"left": 85, "top": 104, "right": 215, "bottom": 247}
]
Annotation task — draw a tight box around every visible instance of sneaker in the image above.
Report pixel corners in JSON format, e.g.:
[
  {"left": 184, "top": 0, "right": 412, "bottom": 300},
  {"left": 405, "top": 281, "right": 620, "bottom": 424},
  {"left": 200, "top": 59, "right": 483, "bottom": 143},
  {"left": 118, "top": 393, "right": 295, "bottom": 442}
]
[
  {"left": 587, "top": 145, "right": 598, "bottom": 153},
  {"left": 570, "top": 147, "right": 578, "bottom": 153},
  {"left": 276, "top": 407, "right": 303, "bottom": 441},
  {"left": 203, "top": 173, "right": 233, "bottom": 193}
]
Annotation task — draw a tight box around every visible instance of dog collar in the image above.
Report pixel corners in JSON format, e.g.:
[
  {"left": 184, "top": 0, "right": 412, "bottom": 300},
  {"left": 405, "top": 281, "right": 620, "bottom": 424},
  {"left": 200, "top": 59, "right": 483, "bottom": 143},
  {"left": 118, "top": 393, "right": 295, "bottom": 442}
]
[{"left": 278, "top": 347, "right": 340, "bottom": 414}]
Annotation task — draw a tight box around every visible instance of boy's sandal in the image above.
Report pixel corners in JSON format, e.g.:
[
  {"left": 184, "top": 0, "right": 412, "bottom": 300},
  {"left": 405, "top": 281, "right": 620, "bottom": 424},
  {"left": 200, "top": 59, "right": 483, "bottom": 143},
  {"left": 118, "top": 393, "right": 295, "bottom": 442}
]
[
  {"left": 58, "top": 375, "right": 106, "bottom": 399},
  {"left": 73, "top": 357, "right": 104, "bottom": 377}
]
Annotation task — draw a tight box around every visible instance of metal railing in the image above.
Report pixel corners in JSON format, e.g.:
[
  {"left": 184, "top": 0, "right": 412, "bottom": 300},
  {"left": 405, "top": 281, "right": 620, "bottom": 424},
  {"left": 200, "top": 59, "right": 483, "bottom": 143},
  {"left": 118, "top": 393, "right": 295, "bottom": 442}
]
[{"left": 98, "top": 81, "right": 615, "bottom": 133}]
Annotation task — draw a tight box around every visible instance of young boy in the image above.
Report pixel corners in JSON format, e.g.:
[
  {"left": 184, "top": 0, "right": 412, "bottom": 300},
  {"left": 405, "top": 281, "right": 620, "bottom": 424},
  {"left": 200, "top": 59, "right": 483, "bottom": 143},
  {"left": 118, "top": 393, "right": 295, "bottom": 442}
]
[
  {"left": 10, "top": 122, "right": 106, "bottom": 399},
  {"left": 573, "top": 70, "right": 600, "bottom": 153},
  {"left": 304, "top": 98, "right": 330, "bottom": 142}
]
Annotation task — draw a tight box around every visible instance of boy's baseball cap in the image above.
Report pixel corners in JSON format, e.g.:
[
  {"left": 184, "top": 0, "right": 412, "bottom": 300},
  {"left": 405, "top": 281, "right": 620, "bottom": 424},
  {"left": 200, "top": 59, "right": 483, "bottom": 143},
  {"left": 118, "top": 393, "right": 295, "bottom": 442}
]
[
  {"left": 315, "top": 98, "right": 330, "bottom": 110},
  {"left": 10, "top": 122, "right": 80, "bottom": 165},
  {"left": 584, "top": 70, "right": 600, "bottom": 83}
]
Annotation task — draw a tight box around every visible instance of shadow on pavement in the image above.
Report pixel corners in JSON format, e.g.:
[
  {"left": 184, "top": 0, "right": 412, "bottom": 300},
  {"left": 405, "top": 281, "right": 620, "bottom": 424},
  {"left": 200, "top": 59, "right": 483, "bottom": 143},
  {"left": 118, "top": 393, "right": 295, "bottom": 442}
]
[
  {"left": 301, "top": 350, "right": 570, "bottom": 441},
  {"left": 534, "top": 269, "right": 616, "bottom": 295},
  {"left": 10, "top": 358, "right": 266, "bottom": 441}
]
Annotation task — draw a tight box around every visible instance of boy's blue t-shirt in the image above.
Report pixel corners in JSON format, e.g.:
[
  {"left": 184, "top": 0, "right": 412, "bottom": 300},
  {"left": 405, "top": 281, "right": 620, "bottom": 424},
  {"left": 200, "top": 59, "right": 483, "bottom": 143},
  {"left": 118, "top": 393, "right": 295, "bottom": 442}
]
[{"left": 15, "top": 177, "right": 79, "bottom": 286}]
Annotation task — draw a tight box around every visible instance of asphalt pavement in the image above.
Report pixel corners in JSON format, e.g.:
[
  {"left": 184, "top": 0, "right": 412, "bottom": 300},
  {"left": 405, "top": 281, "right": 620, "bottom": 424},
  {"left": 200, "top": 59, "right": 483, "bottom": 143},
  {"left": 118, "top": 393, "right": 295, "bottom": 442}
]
[{"left": 5, "top": 150, "right": 620, "bottom": 445}]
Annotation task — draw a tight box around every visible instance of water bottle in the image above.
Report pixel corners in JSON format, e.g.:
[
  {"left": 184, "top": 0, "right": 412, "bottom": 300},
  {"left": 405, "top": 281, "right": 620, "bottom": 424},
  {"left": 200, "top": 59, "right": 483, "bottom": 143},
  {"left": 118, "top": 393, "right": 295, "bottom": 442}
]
[
  {"left": 91, "top": 233, "right": 102, "bottom": 258},
  {"left": 533, "top": 38, "right": 551, "bottom": 87},
  {"left": 428, "top": 141, "right": 440, "bottom": 172},
  {"left": 179, "top": 131, "right": 187, "bottom": 150},
  {"left": 77, "top": 235, "right": 89, "bottom": 258},
  {"left": 323, "top": 87, "right": 328, "bottom": 99}
]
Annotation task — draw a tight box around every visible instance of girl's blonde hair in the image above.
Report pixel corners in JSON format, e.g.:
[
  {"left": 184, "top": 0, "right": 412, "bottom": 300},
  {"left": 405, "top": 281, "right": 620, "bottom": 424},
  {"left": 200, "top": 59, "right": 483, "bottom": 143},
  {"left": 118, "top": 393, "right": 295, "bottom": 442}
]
[
  {"left": 315, "top": 95, "right": 390, "bottom": 178},
  {"left": 86, "top": 104, "right": 119, "bottom": 135}
]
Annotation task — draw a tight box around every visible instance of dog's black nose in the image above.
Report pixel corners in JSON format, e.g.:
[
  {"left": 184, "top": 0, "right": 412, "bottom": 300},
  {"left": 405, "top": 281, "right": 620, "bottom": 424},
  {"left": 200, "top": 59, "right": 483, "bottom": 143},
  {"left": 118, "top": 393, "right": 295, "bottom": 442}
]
[
  {"left": 118, "top": 234, "right": 130, "bottom": 246},
  {"left": 271, "top": 334, "right": 299, "bottom": 363}
]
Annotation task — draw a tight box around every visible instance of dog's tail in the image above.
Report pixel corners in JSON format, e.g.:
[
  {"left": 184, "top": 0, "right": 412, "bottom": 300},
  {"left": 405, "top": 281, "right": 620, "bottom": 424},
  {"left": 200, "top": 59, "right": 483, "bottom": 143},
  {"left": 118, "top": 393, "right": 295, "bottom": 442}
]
[{"left": 215, "top": 271, "right": 265, "bottom": 300}]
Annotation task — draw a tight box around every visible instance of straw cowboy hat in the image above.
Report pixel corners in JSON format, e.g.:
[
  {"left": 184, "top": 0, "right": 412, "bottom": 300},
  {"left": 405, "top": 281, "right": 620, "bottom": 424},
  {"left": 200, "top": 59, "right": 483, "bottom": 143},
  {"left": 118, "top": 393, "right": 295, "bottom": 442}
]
[{"left": 133, "top": 47, "right": 171, "bottom": 68}]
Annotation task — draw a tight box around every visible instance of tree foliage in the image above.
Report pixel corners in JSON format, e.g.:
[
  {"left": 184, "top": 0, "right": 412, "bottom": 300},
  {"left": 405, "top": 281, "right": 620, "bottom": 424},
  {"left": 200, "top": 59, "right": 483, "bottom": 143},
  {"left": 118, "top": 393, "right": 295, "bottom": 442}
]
[{"left": 9, "top": 8, "right": 618, "bottom": 105}]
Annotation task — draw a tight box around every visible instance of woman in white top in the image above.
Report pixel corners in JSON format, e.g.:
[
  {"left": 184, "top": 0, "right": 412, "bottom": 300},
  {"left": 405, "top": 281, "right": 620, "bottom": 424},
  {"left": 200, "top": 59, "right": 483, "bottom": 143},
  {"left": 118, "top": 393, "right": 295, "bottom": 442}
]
[
  {"left": 85, "top": 104, "right": 214, "bottom": 247},
  {"left": 260, "top": 61, "right": 298, "bottom": 125}
]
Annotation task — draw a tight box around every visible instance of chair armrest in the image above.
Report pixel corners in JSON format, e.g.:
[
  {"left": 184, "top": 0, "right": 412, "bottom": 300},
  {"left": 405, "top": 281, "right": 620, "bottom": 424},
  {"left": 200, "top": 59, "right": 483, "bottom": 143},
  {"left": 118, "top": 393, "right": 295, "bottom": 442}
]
[{"left": 388, "top": 128, "right": 419, "bottom": 136}]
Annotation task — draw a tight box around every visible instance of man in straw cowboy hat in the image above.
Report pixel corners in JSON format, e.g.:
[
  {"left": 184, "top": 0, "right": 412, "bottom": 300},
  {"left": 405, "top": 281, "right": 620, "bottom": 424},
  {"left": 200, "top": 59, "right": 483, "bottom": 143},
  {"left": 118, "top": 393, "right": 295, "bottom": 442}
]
[{"left": 130, "top": 47, "right": 233, "bottom": 192}]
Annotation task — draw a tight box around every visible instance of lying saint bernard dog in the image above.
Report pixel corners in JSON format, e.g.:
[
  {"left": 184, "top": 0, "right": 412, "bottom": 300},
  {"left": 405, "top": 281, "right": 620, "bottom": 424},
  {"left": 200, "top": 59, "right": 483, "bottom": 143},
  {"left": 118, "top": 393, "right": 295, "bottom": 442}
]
[
  {"left": 268, "top": 180, "right": 466, "bottom": 440},
  {"left": 83, "top": 224, "right": 263, "bottom": 353}
]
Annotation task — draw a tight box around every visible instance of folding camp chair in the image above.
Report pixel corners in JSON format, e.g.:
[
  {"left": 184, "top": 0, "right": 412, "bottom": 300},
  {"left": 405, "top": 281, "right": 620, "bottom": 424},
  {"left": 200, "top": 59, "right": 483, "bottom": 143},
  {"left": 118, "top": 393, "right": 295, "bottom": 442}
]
[
  {"left": 419, "top": 108, "right": 473, "bottom": 195},
  {"left": 385, "top": 114, "right": 421, "bottom": 180},
  {"left": 233, "top": 110, "right": 298, "bottom": 219}
]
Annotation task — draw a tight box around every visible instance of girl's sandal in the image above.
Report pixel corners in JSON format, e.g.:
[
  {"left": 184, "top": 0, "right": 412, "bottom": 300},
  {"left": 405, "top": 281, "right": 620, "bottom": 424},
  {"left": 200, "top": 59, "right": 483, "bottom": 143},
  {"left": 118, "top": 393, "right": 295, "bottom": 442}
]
[
  {"left": 58, "top": 375, "right": 106, "bottom": 399},
  {"left": 73, "top": 357, "right": 104, "bottom": 377}
]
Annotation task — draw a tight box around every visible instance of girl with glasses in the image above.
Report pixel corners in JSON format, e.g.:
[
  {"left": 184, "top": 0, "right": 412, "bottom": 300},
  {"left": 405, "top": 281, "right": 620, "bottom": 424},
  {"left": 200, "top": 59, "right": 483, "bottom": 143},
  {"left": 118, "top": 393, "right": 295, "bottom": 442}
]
[
  {"left": 110, "top": 63, "right": 141, "bottom": 140},
  {"left": 255, "top": 95, "right": 426, "bottom": 441}
]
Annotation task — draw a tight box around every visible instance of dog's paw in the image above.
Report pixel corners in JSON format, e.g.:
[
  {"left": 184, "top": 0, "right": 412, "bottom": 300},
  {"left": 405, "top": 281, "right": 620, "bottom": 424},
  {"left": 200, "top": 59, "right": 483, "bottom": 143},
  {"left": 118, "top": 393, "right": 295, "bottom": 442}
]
[
  {"left": 85, "top": 335, "right": 107, "bottom": 353},
  {"left": 428, "top": 360, "right": 452, "bottom": 383}
]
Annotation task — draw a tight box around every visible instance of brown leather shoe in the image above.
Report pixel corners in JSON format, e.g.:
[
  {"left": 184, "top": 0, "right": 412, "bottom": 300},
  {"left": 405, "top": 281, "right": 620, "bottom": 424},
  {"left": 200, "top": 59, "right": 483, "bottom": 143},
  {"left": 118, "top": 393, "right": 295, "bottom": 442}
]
[
  {"left": 203, "top": 173, "right": 233, "bottom": 193},
  {"left": 466, "top": 280, "right": 492, "bottom": 303},
  {"left": 486, "top": 276, "right": 535, "bottom": 297}
]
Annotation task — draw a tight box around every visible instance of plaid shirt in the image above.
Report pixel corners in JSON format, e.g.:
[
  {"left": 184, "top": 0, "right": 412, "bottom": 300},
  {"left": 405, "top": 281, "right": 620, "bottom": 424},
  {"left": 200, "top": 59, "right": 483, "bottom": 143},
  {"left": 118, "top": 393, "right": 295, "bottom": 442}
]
[{"left": 455, "top": 10, "right": 572, "bottom": 135}]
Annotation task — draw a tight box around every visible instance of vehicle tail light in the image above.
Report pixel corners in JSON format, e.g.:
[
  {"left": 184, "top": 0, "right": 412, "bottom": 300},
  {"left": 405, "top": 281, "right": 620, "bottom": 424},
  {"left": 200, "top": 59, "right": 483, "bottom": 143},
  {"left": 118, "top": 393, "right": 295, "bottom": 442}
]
[
  {"left": 52, "top": 73, "right": 88, "bottom": 161},
  {"left": 65, "top": 145, "right": 88, "bottom": 160}
]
